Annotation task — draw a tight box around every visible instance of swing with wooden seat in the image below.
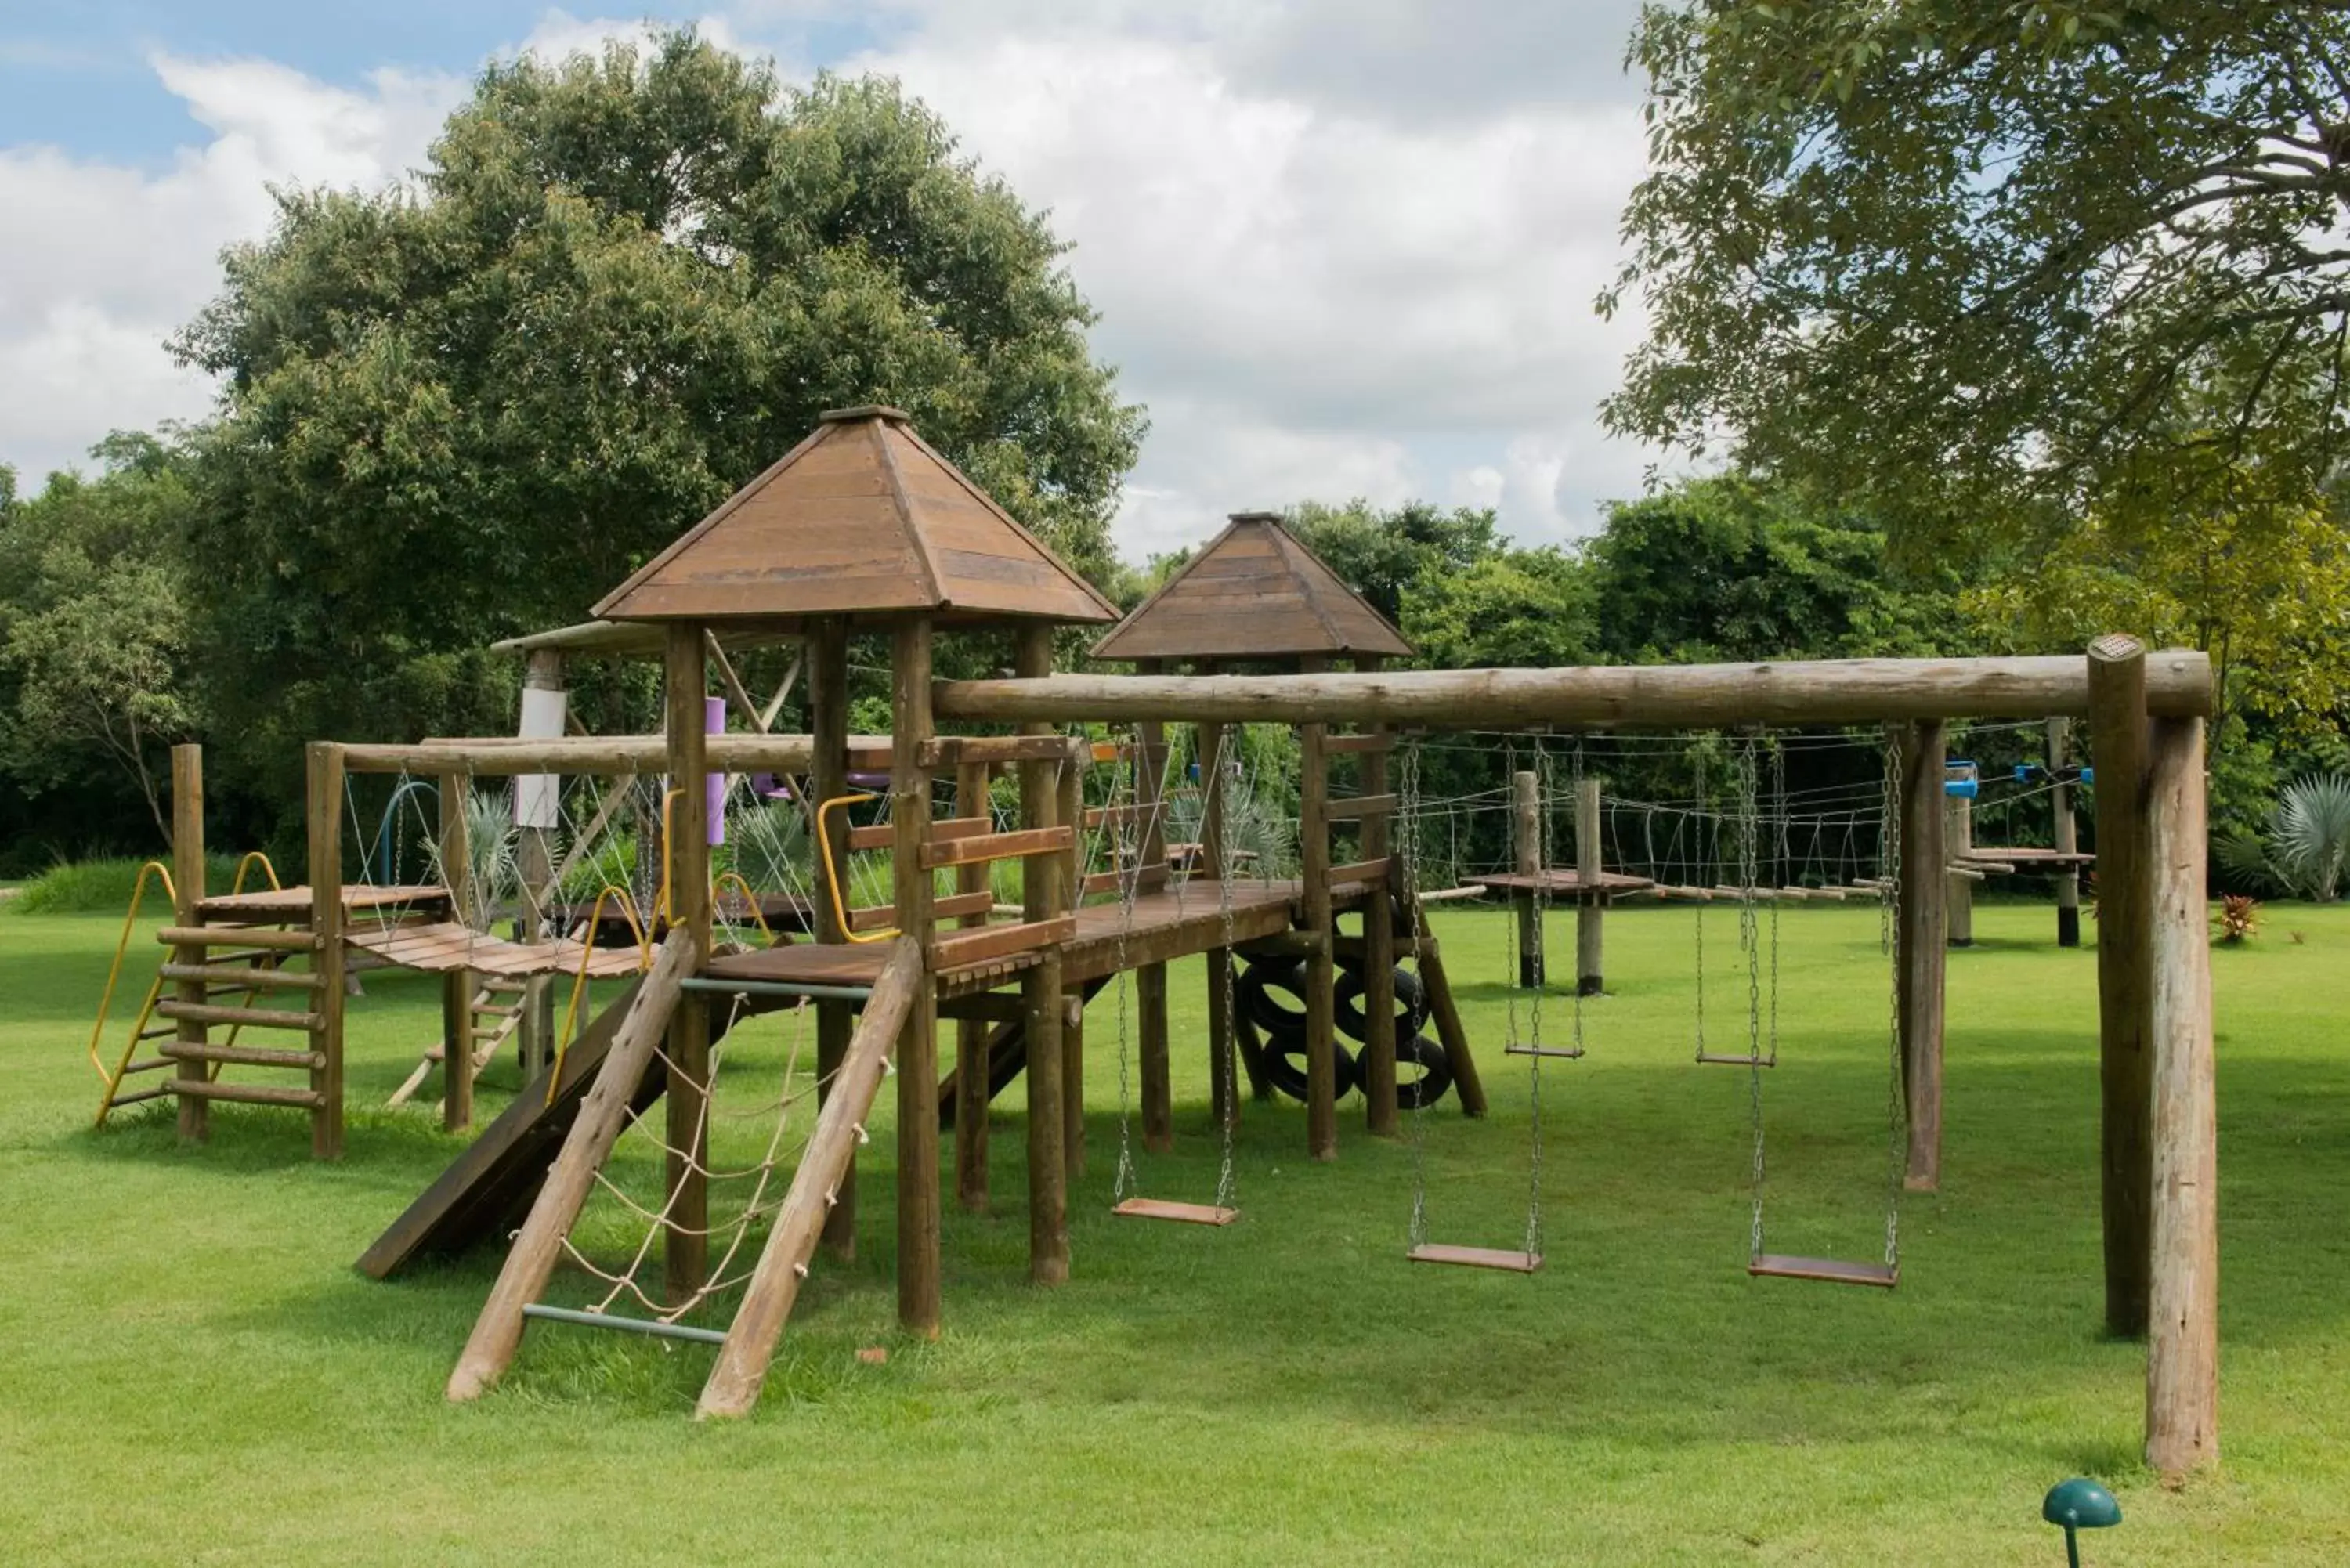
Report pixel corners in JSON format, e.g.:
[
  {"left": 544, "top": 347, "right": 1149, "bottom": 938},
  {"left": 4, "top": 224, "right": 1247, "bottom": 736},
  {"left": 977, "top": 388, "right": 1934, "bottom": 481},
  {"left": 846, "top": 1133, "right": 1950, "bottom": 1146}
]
[
  {"left": 1108, "top": 722, "right": 1239, "bottom": 1226},
  {"left": 1404, "top": 736, "right": 1553, "bottom": 1272},
  {"left": 1744, "top": 731, "right": 1905, "bottom": 1289}
]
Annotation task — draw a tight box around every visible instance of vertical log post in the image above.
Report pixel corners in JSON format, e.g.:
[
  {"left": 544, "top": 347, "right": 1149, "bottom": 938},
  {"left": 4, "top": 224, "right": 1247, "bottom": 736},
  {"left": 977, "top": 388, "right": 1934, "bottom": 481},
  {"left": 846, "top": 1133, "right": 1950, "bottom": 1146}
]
[
  {"left": 438, "top": 769, "right": 475, "bottom": 1133},
  {"left": 1299, "top": 656, "right": 1338, "bottom": 1162},
  {"left": 1513, "top": 768, "right": 1542, "bottom": 988},
  {"left": 168, "top": 745, "right": 208, "bottom": 1144},
  {"left": 662, "top": 623, "right": 714, "bottom": 1305},
  {"left": 515, "top": 649, "right": 565, "bottom": 936},
  {"left": 1135, "top": 659, "right": 1173, "bottom": 1152},
  {"left": 519, "top": 974, "right": 553, "bottom": 1082},
  {"left": 2049, "top": 716, "right": 2083, "bottom": 948},
  {"left": 2145, "top": 711, "right": 2218, "bottom": 1476},
  {"left": 954, "top": 757, "right": 994, "bottom": 1212},
  {"left": 1574, "top": 775, "right": 1604, "bottom": 995},
  {"left": 2087, "top": 635, "right": 2153, "bottom": 1339},
  {"left": 305, "top": 742, "right": 346, "bottom": 1159},
  {"left": 1946, "top": 761, "right": 1976, "bottom": 948},
  {"left": 1016, "top": 625, "right": 1068, "bottom": 1284},
  {"left": 1060, "top": 757, "right": 1086, "bottom": 1184},
  {"left": 808, "top": 618, "right": 856, "bottom": 1262},
  {"left": 1358, "top": 654, "right": 1397, "bottom": 1138},
  {"left": 893, "top": 617, "right": 942, "bottom": 1338},
  {"left": 1896, "top": 721, "right": 1947, "bottom": 1192}
]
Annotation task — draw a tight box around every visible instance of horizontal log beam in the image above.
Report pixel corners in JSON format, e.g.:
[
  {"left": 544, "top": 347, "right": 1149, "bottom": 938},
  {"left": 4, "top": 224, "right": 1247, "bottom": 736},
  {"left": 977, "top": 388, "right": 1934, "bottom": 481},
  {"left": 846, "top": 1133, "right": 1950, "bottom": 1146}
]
[{"left": 934, "top": 652, "right": 2214, "bottom": 729}]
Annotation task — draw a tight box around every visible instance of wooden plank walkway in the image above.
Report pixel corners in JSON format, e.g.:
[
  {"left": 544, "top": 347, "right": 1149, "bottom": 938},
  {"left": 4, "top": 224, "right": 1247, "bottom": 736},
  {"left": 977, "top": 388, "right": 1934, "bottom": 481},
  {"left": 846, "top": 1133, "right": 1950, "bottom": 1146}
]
[
  {"left": 345, "top": 921, "right": 645, "bottom": 981},
  {"left": 196, "top": 883, "right": 449, "bottom": 921}
]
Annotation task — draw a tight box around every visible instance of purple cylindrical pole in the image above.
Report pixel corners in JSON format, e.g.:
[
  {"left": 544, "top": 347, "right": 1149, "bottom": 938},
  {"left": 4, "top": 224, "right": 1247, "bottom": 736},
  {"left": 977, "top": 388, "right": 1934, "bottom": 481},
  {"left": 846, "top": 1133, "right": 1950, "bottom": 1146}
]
[{"left": 706, "top": 695, "right": 726, "bottom": 847}]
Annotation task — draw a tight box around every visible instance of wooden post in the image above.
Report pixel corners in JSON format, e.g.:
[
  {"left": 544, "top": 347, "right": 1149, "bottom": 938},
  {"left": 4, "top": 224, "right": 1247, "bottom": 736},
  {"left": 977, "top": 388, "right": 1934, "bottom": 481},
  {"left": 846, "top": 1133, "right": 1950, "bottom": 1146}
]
[
  {"left": 1016, "top": 625, "right": 1068, "bottom": 1285},
  {"left": 439, "top": 770, "right": 475, "bottom": 1133},
  {"left": 519, "top": 974, "right": 554, "bottom": 1082},
  {"left": 2049, "top": 716, "right": 2083, "bottom": 948},
  {"left": 1135, "top": 659, "right": 1172, "bottom": 1153},
  {"left": 1409, "top": 898, "right": 1487, "bottom": 1116},
  {"left": 1358, "top": 654, "right": 1397, "bottom": 1138},
  {"left": 1059, "top": 757, "right": 1086, "bottom": 1184},
  {"left": 893, "top": 616, "right": 942, "bottom": 1339},
  {"left": 808, "top": 618, "right": 856, "bottom": 1262},
  {"left": 1946, "top": 762, "right": 1975, "bottom": 948},
  {"left": 447, "top": 929, "right": 696, "bottom": 1402},
  {"left": 662, "top": 623, "right": 714, "bottom": 1306},
  {"left": 2088, "top": 635, "right": 2153, "bottom": 1339},
  {"left": 305, "top": 742, "right": 346, "bottom": 1160},
  {"left": 169, "top": 745, "right": 209, "bottom": 1144},
  {"left": 955, "top": 757, "right": 993, "bottom": 1211},
  {"left": 2145, "top": 712, "right": 2218, "bottom": 1476},
  {"left": 1300, "top": 658, "right": 1338, "bottom": 1162},
  {"left": 1513, "top": 768, "right": 1542, "bottom": 988},
  {"left": 1574, "top": 775, "right": 1604, "bottom": 995},
  {"left": 1896, "top": 721, "right": 1947, "bottom": 1192},
  {"left": 515, "top": 649, "right": 564, "bottom": 936}
]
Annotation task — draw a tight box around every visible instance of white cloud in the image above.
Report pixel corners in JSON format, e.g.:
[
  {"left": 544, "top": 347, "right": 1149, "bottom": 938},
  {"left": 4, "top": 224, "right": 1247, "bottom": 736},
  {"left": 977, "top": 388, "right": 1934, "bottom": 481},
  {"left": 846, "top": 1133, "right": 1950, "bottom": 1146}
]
[
  {"left": 0, "top": 56, "right": 461, "bottom": 483},
  {"left": 2, "top": 3, "right": 1662, "bottom": 558}
]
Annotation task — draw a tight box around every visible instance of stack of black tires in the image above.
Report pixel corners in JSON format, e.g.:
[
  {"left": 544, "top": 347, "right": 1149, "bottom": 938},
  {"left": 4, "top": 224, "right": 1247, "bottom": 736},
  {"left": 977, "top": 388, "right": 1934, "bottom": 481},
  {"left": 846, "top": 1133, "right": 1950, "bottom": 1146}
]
[{"left": 1235, "top": 947, "right": 1453, "bottom": 1110}]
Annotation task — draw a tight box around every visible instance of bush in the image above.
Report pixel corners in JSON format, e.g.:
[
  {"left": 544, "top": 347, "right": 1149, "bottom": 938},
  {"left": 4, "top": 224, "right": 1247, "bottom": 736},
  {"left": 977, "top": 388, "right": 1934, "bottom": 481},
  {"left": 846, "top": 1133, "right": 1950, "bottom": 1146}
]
[{"left": 8, "top": 854, "right": 255, "bottom": 915}]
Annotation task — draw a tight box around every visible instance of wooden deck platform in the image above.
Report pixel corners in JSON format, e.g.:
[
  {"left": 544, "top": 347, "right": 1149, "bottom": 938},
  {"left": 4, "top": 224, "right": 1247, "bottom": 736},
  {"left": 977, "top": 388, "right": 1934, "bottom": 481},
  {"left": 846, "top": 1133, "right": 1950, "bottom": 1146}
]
[
  {"left": 703, "top": 879, "right": 1340, "bottom": 999},
  {"left": 344, "top": 921, "right": 645, "bottom": 981},
  {"left": 196, "top": 883, "right": 449, "bottom": 923},
  {"left": 1469, "top": 870, "right": 1655, "bottom": 900}
]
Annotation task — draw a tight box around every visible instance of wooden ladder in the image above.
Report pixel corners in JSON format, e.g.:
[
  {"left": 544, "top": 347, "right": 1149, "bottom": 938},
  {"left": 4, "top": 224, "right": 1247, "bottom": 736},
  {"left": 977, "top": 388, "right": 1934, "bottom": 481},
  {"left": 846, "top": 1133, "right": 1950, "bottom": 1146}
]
[
  {"left": 389, "top": 979, "right": 531, "bottom": 1111},
  {"left": 130, "top": 919, "right": 331, "bottom": 1114}
]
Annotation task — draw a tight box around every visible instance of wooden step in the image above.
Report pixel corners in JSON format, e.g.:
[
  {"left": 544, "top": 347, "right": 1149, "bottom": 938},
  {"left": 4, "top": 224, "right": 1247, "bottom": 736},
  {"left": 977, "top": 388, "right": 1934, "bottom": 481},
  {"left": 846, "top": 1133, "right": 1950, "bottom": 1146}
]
[
  {"left": 107, "top": 1086, "right": 177, "bottom": 1109},
  {"left": 120, "top": 1055, "right": 181, "bottom": 1075},
  {"left": 155, "top": 926, "right": 320, "bottom": 952},
  {"left": 158, "top": 1041, "right": 325, "bottom": 1071},
  {"left": 154, "top": 1000, "right": 322, "bottom": 1032},
  {"left": 160, "top": 963, "right": 324, "bottom": 992},
  {"left": 167, "top": 1079, "right": 327, "bottom": 1110}
]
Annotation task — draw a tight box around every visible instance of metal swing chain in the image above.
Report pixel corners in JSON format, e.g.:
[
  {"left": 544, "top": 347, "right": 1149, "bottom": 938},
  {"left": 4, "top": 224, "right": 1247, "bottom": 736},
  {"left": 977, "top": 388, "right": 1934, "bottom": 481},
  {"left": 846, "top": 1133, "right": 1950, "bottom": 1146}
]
[
  {"left": 1502, "top": 738, "right": 1522, "bottom": 1056},
  {"left": 1212, "top": 723, "right": 1240, "bottom": 1212},
  {"left": 1523, "top": 742, "right": 1550, "bottom": 1264},
  {"left": 1770, "top": 737, "right": 1784, "bottom": 1067},
  {"left": 1402, "top": 735, "right": 1431, "bottom": 1251},
  {"left": 1880, "top": 727, "right": 1907, "bottom": 1271},
  {"left": 1691, "top": 746, "right": 1708, "bottom": 1062},
  {"left": 1737, "top": 734, "right": 1768, "bottom": 1263},
  {"left": 1569, "top": 739, "right": 1587, "bottom": 1058},
  {"left": 1111, "top": 725, "right": 1140, "bottom": 1206}
]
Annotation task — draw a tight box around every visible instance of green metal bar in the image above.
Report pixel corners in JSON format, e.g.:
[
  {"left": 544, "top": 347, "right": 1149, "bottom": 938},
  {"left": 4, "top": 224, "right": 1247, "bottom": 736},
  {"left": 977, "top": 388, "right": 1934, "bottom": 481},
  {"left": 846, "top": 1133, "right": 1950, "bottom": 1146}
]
[
  {"left": 522, "top": 1302, "right": 728, "bottom": 1346},
  {"left": 680, "top": 977, "right": 873, "bottom": 1003}
]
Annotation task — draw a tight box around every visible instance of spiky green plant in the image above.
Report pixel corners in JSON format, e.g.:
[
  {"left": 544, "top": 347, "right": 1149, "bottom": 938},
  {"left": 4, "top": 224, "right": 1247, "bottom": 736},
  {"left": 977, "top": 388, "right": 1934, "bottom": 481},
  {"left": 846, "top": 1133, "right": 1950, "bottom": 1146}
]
[{"left": 2272, "top": 774, "right": 2350, "bottom": 902}]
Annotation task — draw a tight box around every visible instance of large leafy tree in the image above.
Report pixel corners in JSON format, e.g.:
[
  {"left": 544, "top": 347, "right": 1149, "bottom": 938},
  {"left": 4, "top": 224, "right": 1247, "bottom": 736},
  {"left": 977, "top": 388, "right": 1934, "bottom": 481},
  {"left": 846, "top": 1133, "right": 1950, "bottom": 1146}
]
[
  {"left": 0, "top": 435, "right": 202, "bottom": 847},
  {"left": 175, "top": 31, "right": 1142, "bottom": 790},
  {"left": 1604, "top": 2, "right": 2350, "bottom": 552}
]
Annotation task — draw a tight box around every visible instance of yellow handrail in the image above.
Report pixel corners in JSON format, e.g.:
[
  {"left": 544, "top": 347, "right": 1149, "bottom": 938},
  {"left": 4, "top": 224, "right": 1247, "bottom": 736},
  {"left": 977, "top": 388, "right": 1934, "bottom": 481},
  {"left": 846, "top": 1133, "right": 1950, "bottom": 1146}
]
[
  {"left": 710, "top": 870, "right": 774, "bottom": 943},
  {"left": 816, "top": 793, "right": 895, "bottom": 942},
  {"left": 228, "top": 851, "right": 283, "bottom": 894},
  {"left": 548, "top": 883, "right": 653, "bottom": 1104},
  {"left": 89, "top": 862, "right": 177, "bottom": 1125}
]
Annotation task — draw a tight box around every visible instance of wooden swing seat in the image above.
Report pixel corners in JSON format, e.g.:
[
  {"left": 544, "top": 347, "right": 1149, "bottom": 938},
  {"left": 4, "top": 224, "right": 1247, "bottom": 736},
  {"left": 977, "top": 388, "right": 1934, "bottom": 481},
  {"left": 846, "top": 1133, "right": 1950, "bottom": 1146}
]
[
  {"left": 1407, "top": 1244, "right": 1543, "bottom": 1273},
  {"left": 1695, "top": 1053, "right": 1777, "bottom": 1068},
  {"left": 1504, "top": 1043, "right": 1584, "bottom": 1060},
  {"left": 1112, "top": 1198, "right": 1238, "bottom": 1226},
  {"left": 1748, "top": 1254, "right": 1897, "bottom": 1288}
]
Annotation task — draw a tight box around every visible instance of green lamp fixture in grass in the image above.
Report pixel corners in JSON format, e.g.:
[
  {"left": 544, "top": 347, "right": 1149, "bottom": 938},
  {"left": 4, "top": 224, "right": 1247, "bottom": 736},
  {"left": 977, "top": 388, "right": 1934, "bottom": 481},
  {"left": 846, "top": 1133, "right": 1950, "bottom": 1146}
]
[{"left": 2042, "top": 1477, "right": 2121, "bottom": 1566}]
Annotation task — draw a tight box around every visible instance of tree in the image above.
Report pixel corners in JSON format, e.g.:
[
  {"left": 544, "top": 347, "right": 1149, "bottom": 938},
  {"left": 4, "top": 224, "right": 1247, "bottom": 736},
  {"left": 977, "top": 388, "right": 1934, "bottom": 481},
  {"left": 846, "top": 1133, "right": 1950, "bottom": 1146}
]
[
  {"left": 1405, "top": 549, "right": 1595, "bottom": 670},
  {"left": 174, "top": 31, "right": 1142, "bottom": 793},
  {"left": 1604, "top": 2, "right": 2350, "bottom": 555},
  {"left": 1285, "top": 501, "right": 1503, "bottom": 627},
  {"left": 0, "top": 434, "right": 201, "bottom": 845},
  {"left": 1585, "top": 476, "right": 1963, "bottom": 663}
]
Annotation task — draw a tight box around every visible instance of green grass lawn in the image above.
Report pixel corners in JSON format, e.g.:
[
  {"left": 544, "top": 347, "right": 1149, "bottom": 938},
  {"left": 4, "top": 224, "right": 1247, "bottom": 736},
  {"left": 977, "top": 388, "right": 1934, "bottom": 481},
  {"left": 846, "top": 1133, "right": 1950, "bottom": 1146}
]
[{"left": 3, "top": 898, "right": 2345, "bottom": 1565}]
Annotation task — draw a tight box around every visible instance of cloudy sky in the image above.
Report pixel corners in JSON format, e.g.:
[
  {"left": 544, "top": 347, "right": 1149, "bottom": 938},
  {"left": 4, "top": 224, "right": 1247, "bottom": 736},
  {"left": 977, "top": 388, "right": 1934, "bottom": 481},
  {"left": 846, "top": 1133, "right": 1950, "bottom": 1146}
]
[{"left": 0, "top": 1, "right": 1664, "bottom": 559}]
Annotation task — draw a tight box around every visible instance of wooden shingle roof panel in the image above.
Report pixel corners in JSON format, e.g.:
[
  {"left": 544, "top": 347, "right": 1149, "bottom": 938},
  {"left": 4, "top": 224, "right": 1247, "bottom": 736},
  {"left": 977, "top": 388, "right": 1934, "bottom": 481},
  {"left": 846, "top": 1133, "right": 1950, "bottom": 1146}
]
[
  {"left": 593, "top": 410, "right": 1115, "bottom": 626},
  {"left": 1091, "top": 514, "right": 1415, "bottom": 662}
]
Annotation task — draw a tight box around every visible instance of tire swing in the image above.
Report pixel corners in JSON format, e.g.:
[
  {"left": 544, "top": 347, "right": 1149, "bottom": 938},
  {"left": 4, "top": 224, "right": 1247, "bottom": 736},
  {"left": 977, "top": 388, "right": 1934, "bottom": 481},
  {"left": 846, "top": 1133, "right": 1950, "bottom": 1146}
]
[{"left": 1241, "top": 958, "right": 1360, "bottom": 1103}]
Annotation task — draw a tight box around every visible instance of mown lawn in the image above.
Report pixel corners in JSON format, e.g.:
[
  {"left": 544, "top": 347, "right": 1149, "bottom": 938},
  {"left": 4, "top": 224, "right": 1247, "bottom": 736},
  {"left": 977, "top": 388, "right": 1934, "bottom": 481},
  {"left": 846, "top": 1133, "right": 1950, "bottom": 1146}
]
[{"left": 1, "top": 898, "right": 2344, "bottom": 1565}]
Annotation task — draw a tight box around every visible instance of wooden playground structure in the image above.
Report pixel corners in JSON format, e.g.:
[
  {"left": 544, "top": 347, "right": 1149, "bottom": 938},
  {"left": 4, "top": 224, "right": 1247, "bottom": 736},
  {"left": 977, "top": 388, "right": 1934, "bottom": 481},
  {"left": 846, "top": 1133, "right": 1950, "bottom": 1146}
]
[{"left": 85, "top": 409, "right": 2221, "bottom": 1474}]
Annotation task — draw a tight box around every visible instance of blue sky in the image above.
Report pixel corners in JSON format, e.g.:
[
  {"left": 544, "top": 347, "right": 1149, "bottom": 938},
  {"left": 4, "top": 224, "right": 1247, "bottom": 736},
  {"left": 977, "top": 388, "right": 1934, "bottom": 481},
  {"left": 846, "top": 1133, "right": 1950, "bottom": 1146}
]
[{"left": 0, "top": 2, "right": 1661, "bottom": 557}]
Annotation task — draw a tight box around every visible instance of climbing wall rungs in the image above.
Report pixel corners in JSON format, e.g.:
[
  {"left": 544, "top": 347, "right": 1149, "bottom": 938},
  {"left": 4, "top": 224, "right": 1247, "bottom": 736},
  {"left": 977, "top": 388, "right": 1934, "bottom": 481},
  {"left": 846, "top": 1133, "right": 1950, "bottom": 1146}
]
[
  {"left": 158, "top": 963, "right": 321, "bottom": 992},
  {"left": 168, "top": 1079, "right": 327, "bottom": 1109},
  {"left": 155, "top": 1000, "right": 322, "bottom": 1031},
  {"left": 155, "top": 926, "right": 320, "bottom": 952},
  {"left": 159, "top": 1041, "right": 325, "bottom": 1071}
]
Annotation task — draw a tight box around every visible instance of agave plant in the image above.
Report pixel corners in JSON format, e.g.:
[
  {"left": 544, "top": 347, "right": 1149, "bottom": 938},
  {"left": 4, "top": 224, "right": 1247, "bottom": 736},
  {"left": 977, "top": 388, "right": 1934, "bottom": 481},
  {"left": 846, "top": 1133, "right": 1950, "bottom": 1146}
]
[{"left": 1162, "top": 777, "right": 1299, "bottom": 879}]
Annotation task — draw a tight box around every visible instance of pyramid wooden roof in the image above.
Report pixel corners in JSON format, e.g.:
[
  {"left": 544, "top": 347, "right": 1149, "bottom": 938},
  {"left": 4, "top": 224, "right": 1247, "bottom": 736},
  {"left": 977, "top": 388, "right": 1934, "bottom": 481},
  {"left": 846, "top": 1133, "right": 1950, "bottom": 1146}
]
[
  {"left": 1091, "top": 513, "right": 1414, "bottom": 663},
  {"left": 593, "top": 408, "right": 1118, "bottom": 628}
]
